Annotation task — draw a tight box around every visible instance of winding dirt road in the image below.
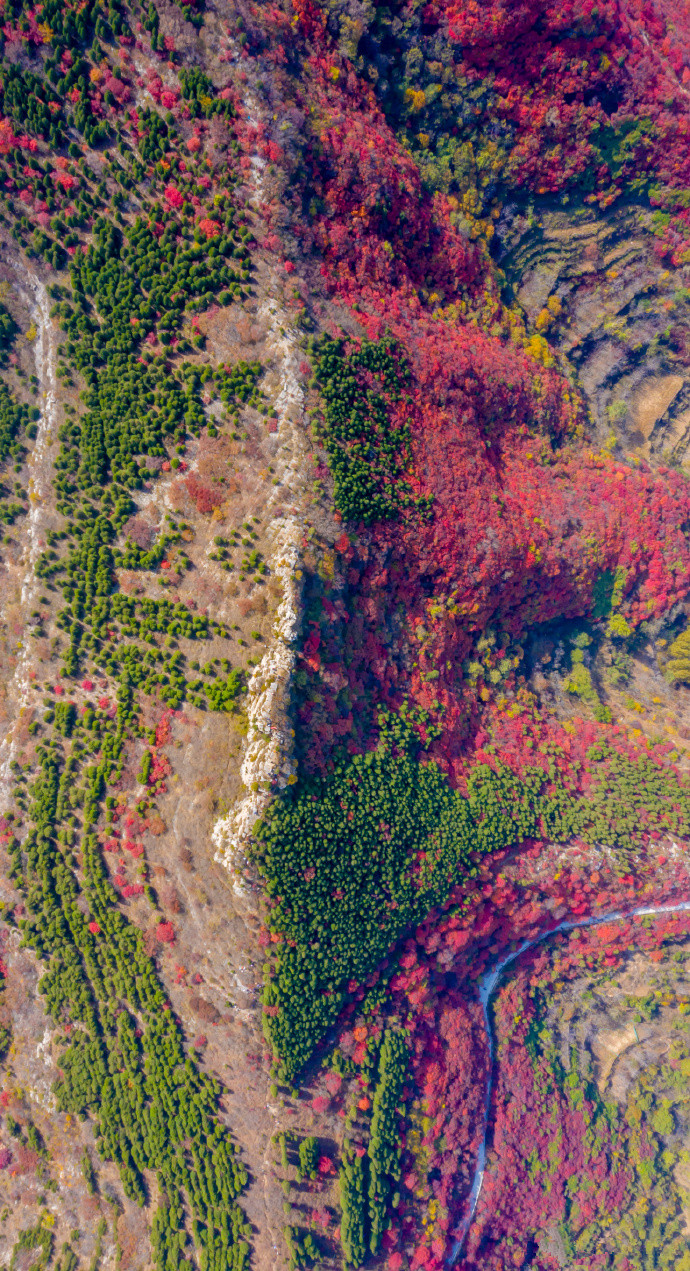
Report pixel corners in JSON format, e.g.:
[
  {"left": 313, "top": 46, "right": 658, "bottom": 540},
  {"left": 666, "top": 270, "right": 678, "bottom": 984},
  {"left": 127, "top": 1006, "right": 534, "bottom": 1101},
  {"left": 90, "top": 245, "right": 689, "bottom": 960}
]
[{"left": 451, "top": 897, "right": 690, "bottom": 1261}]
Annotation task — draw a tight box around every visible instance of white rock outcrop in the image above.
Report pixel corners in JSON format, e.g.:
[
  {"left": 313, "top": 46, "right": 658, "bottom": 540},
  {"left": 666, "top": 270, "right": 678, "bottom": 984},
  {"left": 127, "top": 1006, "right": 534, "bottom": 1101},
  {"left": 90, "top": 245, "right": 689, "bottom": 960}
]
[
  {"left": 212, "top": 516, "right": 302, "bottom": 882},
  {"left": 212, "top": 70, "right": 307, "bottom": 887}
]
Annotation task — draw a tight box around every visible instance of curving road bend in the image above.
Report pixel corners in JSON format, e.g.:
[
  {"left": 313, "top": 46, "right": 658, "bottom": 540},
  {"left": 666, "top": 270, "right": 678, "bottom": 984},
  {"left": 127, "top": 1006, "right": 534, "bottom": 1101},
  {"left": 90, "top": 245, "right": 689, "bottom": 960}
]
[{"left": 450, "top": 897, "right": 690, "bottom": 1262}]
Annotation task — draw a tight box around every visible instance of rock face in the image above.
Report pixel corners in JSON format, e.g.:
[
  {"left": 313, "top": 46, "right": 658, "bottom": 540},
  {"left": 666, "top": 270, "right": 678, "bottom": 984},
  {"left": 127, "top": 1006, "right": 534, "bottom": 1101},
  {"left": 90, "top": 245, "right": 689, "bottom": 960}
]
[{"left": 212, "top": 514, "right": 302, "bottom": 882}]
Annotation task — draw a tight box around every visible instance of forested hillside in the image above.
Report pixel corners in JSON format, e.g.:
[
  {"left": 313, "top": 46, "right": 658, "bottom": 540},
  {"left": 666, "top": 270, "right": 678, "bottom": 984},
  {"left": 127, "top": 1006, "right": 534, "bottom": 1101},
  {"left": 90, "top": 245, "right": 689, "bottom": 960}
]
[{"left": 1, "top": 0, "right": 690, "bottom": 1268}]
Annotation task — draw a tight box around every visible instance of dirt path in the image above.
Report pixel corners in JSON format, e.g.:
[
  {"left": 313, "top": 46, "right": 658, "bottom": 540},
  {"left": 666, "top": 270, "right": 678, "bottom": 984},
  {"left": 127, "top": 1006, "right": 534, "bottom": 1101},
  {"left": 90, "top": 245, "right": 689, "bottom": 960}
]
[{"left": 0, "top": 272, "right": 57, "bottom": 810}]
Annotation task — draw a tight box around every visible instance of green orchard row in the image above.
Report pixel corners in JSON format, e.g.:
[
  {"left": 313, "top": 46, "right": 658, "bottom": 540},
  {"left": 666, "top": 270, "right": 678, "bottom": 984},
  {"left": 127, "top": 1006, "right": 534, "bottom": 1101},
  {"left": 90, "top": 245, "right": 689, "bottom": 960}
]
[
  {"left": 9, "top": 669, "right": 251, "bottom": 1268},
  {"left": 337, "top": 1026, "right": 409, "bottom": 1265}
]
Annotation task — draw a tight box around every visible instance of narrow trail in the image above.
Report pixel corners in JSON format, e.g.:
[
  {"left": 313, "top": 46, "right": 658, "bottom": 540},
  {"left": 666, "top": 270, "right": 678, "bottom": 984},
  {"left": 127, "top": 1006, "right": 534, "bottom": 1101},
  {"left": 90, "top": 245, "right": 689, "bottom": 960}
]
[
  {"left": 0, "top": 274, "right": 57, "bottom": 811},
  {"left": 450, "top": 896, "right": 690, "bottom": 1263}
]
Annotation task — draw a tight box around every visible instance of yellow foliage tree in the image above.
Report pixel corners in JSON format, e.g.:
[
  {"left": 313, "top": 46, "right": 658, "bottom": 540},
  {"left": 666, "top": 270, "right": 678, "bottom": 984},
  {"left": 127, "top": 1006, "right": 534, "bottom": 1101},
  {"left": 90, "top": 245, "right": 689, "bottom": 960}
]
[{"left": 666, "top": 628, "right": 690, "bottom": 683}]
